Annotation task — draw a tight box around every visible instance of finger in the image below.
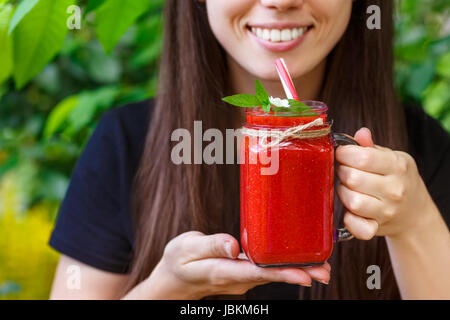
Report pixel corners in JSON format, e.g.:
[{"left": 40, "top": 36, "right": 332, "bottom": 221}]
[
  {"left": 337, "top": 163, "right": 409, "bottom": 204},
  {"left": 301, "top": 265, "right": 331, "bottom": 284},
  {"left": 374, "top": 145, "right": 391, "bottom": 152},
  {"left": 238, "top": 254, "right": 331, "bottom": 275},
  {"left": 219, "top": 282, "right": 271, "bottom": 296},
  {"left": 343, "top": 211, "right": 379, "bottom": 241},
  {"left": 336, "top": 145, "right": 396, "bottom": 175},
  {"left": 321, "top": 261, "right": 331, "bottom": 272},
  {"left": 192, "top": 258, "right": 314, "bottom": 287},
  {"left": 180, "top": 233, "right": 240, "bottom": 262},
  {"left": 237, "top": 252, "right": 249, "bottom": 260},
  {"left": 337, "top": 184, "right": 386, "bottom": 223},
  {"left": 238, "top": 255, "right": 331, "bottom": 282},
  {"left": 354, "top": 127, "right": 374, "bottom": 147},
  {"left": 337, "top": 165, "right": 386, "bottom": 199}
]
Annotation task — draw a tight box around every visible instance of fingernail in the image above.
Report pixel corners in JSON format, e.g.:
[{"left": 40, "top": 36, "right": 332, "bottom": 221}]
[
  {"left": 302, "top": 283, "right": 312, "bottom": 287},
  {"left": 224, "top": 241, "right": 233, "bottom": 258},
  {"left": 318, "top": 280, "right": 329, "bottom": 285}
]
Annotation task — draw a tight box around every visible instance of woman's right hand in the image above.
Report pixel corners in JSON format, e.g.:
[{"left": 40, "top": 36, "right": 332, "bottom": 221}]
[{"left": 141, "top": 231, "right": 331, "bottom": 299}]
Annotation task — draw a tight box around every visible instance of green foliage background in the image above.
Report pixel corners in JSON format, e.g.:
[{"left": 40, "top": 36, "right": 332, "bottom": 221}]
[{"left": 0, "top": 0, "right": 448, "bottom": 299}]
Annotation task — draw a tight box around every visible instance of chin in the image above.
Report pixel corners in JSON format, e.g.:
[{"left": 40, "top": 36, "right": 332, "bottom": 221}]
[
  {"left": 245, "top": 53, "right": 316, "bottom": 80},
  {"left": 254, "top": 68, "right": 281, "bottom": 81},
  {"left": 244, "top": 61, "right": 282, "bottom": 80}
]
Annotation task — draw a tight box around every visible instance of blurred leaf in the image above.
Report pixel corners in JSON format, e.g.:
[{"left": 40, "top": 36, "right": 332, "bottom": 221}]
[
  {"left": 442, "top": 112, "right": 450, "bottom": 132},
  {"left": 0, "top": 3, "right": 13, "bottom": 85},
  {"left": 34, "top": 64, "right": 61, "bottom": 94},
  {"left": 147, "top": 75, "right": 159, "bottom": 97},
  {"left": 96, "top": 0, "right": 151, "bottom": 53},
  {"left": 147, "top": 0, "right": 165, "bottom": 12},
  {"left": 0, "top": 154, "right": 18, "bottom": 180},
  {"left": 43, "top": 95, "right": 79, "bottom": 139},
  {"left": 423, "top": 80, "right": 450, "bottom": 117},
  {"left": 66, "top": 86, "right": 120, "bottom": 134},
  {"left": 84, "top": 41, "right": 122, "bottom": 83},
  {"left": 117, "top": 86, "right": 151, "bottom": 105},
  {"left": 430, "top": 35, "right": 450, "bottom": 56},
  {"left": 13, "top": 160, "right": 39, "bottom": 208},
  {"left": 406, "top": 59, "right": 436, "bottom": 99},
  {"left": 37, "top": 170, "right": 69, "bottom": 201},
  {"left": 0, "top": 81, "right": 6, "bottom": 99},
  {"left": 129, "top": 14, "right": 163, "bottom": 68},
  {"left": 396, "top": 26, "right": 427, "bottom": 47},
  {"left": 60, "top": 34, "right": 83, "bottom": 56},
  {"left": 436, "top": 52, "right": 450, "bottom": 78},
  {"left": 85, "top": 0, "right": 106, "bottom": 14},
  {"left": 129, "top": 36, "right": 162, "bottom": 68},
  {"left": 135, "top": 13, "right": 163, "bottom": 44},
  {"left": 7, "top": 0, "right": 40, "bottom": 35},
  {"left": 12, "top": 0, "right": 75, "bottom": 89},
  {"left": 42, "top": 139, "right": 79, "bottom": 163}
]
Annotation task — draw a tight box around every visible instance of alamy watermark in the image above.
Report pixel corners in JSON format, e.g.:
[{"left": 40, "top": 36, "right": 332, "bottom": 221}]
[
  {"left": 66, "top": 5, "right": 81, "bottom": 30},
  {"left": 170, "top": 121, "right": 280, "bottom": 175},
  {"left": 66, "top": 264, "right": 81, "bottom": 290},
  {"left": 367, "top": 5, "right": 381, "bottom": 30},
  {"left": 366, "top": 265, "right": 381, "bottom": 290}
]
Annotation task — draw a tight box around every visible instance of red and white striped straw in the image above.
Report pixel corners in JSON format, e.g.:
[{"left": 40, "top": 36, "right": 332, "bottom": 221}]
[{"left": 275, "top": 58, "right": 299, "bottom": 101}]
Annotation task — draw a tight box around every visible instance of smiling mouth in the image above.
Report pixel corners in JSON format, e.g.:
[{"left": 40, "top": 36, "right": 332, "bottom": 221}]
[{"left": 247, "top": 25, "right": 314, "bottom": 43}]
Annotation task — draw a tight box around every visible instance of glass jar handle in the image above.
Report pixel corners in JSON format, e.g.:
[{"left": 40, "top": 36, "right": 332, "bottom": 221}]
[{"left": 332, "top": 133, "right": 359, "bottom": 242}]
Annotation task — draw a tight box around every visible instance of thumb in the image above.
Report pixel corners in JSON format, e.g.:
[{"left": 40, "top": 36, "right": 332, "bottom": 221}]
[
  {"left": 194, "top": 233, "right": 240, "bottom": 260},
  {"left": 354, "top": 127, "right": 374, "bottom": 147}
]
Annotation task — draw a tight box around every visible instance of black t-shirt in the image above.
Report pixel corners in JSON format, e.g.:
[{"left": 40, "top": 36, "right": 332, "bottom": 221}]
[{"left": 48, "top": 98, "right": 450, "bottom": 295}]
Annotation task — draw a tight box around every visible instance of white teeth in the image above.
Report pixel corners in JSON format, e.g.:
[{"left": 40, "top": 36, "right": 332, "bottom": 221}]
[
  {"left": 256, "top": 28, "right": 263, "bottom": 38},
  {"left": 298, "top": 27, "right": 305, "bottom": 36},
  {"left": 250, "top": 27, "right": 308, "bottom": 42},
  {"left": 270, "top": 29, "right": 281, "bottom": 42},
  {"left": 281, "top": 29, "right": 292, "bottom": 41}
]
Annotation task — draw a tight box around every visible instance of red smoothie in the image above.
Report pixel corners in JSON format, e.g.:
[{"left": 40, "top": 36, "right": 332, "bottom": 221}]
[{"left": 240, "top": 108, "right": 334, "bottom": 266}]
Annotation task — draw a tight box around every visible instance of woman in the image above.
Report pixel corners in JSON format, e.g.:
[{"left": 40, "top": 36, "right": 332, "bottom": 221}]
[{"left": 49, "top": 0, "right": 450, "bottom": 299}]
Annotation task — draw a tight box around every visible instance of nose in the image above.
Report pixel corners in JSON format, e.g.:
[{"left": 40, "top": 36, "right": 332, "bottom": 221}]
[{"left": 260, "top": 0, "right": 303, "bottom": 11}]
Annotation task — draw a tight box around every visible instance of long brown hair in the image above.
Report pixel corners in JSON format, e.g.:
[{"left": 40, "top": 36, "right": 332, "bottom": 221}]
[{"left": 124, "top": 0, "right": 407, "bottom": 299}]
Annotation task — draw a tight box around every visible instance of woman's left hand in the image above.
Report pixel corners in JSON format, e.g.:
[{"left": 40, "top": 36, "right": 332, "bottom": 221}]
[{"left": 335, "top": 128, "right": 434, "bottom": 240}]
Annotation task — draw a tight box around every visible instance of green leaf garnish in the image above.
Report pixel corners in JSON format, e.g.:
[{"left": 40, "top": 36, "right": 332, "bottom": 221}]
[
  {"left": 221, "top": 94, "right": 261, "bottom": 107},
  {"left": 255, "top": 79, "right": 270, "bottom": 105},
  {"left": 262, "top": 102, "right": 271, "bottom": 113},
  {"left": 287, "top": 99, "right": 307, "bottom": 108},
  {"left": 222, "top": 79, "right": 318, "bottom": 116}
]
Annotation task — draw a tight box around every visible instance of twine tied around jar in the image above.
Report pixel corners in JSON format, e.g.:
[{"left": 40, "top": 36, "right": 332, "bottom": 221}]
[{"left": 241, "top": 118, "right": 331, "bottom": 149}]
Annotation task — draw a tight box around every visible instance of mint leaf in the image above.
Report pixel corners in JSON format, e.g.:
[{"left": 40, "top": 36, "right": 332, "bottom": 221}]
[
  {"left": 262, "top": 102, "right": 271, "bottom": 113},
  {"left": 288, "top": 99, "right": 307, "bottom": 107},
  {"left": 272, "top": 104, "right": 318, "bottom": 116},
  {"left": 222, "top": 80, "right": 318, "bottom": 116},
  {"left": 289, "top": 105, "right": 313, "bottom": 112},
  {"left": 255, "top": 79, "right": 269, "bottom": 105},
  {"left": 222, "top": 94, "right": 261, "bottom": 107},
  {"left": 288, "top": 99, "right": 317, "bottom": 115},
  {"left": 273, "top": 106, "right": 290, "bottom": 113},
  {"left": 290, "top": 106, "right": 318, "bottom": 116}
]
